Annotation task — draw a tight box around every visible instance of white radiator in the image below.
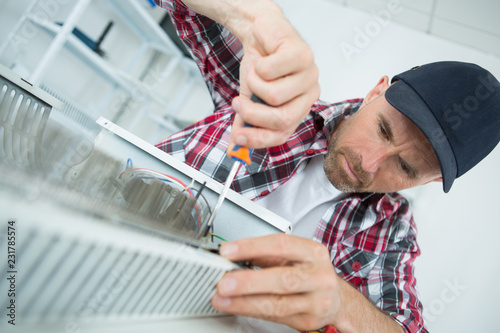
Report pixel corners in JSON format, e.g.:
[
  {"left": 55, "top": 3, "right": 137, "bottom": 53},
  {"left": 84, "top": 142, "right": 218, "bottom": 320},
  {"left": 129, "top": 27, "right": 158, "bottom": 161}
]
[
  {"left": 0, "top": 62, "right": 290, "bottom": 333},
  {"left": 0, "top": 169, "right": 238, "bottom": 327}
]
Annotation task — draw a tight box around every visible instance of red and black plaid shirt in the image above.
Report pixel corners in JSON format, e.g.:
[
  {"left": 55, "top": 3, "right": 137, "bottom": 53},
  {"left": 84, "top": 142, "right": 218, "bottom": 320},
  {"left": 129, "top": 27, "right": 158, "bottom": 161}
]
[{"left": 154, "top": 1, "right": 427, "bottom": 332}]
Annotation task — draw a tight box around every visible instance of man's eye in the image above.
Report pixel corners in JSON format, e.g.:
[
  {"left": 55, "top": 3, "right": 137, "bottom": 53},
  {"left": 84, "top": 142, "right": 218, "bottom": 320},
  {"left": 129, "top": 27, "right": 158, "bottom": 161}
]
[
  {"left": 379, "top": 123, "right": 389, "bottom": 139},
  {"left": 401, "top": 162, "right": 410, "bottom": 173},
  {"left": 400, "top": 159, "right": 414, "bottom": 178}
]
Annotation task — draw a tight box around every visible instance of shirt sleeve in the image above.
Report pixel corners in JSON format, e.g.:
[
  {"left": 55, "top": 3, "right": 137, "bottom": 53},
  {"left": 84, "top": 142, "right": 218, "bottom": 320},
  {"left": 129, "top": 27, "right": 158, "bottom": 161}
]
[
  {"left": 368, "top": 235, "right": 427, "bottom": 332},
  {"left": 322, "top": 193, "right": 428, "bottom": 333},
  {"left": 153, "top": 0, "right": 243, "bottom": 111},
  {"left": 359, "top": 196, "right": 428, "bottom": 333}
]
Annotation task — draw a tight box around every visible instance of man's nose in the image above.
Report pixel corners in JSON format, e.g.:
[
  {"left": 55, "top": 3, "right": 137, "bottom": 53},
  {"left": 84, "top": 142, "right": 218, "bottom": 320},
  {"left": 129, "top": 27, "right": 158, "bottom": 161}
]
[{"left": 362, "top": 146, "right": 390, "bottom": 173}]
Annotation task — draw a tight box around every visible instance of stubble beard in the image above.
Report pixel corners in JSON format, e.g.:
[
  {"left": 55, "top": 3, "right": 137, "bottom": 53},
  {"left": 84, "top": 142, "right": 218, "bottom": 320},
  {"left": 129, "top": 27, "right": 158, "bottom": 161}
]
[{"left": 323, "top": 136, "right": 370, "bottom": 193}]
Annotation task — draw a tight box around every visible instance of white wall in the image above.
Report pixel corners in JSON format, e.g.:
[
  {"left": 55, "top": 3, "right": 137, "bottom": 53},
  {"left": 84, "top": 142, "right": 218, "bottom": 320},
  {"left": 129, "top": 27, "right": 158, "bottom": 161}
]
[
  {"left": 327, "top": 0, "right": 500, "bottom": 57},
  {"left": 274, "top": 0, "right": 500, "bottom": 332}
]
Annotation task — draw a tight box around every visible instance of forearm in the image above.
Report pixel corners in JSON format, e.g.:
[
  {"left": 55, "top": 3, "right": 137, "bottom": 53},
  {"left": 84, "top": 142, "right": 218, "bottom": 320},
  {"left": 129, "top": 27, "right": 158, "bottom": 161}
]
[
  {"left": 213, "top": 235, "right": 406, "bottom": 332},
  {"left": 178, "top": 0, "right": 320, "bottom": 149},
  {"left": 179, "top": 0, "right": 282, "bottom": 42},
  {"left": 334, "top": 277, "right": 404, "bottom": 333}
]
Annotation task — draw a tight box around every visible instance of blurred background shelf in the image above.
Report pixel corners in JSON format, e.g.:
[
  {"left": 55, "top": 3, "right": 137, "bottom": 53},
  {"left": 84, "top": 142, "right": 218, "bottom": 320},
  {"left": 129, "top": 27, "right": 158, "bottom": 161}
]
[{"left": 0, "top": 0, "right": 212, "bottom": 144}]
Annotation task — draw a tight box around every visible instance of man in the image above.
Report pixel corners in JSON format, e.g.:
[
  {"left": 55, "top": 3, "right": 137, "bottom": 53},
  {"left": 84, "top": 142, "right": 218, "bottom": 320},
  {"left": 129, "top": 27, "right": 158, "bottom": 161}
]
[{"left": 153, "top": 0, "right": 500, "bottom": 332}]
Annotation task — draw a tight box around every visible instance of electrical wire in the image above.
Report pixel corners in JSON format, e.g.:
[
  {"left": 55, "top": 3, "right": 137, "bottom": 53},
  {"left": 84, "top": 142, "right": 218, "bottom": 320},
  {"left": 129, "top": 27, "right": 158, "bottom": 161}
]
[
  {"left": 119, "top": 159, "right": 213, "bottom": 238},
  {"left": 210, "top": 233, "right": 227, "bottom": 242},
  {"left": 119, "top": 167, "right": 194, "bottom": 197}
]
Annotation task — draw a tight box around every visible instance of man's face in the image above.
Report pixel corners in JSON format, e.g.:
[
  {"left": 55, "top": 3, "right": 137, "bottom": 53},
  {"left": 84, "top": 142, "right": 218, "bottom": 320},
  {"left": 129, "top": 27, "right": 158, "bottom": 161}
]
[{"left": 324, "top": 89, "right": 442, "bottom": 193}]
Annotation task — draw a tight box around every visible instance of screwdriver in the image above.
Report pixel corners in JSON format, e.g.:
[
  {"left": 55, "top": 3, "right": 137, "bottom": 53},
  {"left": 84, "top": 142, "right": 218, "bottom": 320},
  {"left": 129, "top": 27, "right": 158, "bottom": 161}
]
[{"left": 202, "top": 94, "right": 266, "bottom": 237}]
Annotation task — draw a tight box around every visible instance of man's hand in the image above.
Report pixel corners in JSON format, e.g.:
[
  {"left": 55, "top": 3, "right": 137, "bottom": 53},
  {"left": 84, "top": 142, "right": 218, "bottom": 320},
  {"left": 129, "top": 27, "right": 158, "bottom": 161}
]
[
  {"left": 212, "top": 234, "right": 341, "bottom": 331},
  {"left": 211, "top": 234, "right": 404, "bottom": 333},
  {"left": 231, "top": 10, "right": 321, "bottom": 149},
  {"left": 181, "top": 0, "right": 321, "bottom": 149}
]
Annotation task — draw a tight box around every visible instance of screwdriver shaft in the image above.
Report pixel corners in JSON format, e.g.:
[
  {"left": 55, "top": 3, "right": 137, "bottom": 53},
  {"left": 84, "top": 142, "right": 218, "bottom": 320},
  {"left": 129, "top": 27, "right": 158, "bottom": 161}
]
[{"left": 203, "top": 161, "right": 240, "bottom": 236}]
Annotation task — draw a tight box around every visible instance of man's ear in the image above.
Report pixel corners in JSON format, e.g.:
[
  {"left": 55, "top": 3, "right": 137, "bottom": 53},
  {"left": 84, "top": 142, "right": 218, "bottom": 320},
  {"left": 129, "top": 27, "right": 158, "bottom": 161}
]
[
  {"left": 359, "top": 76, "right": 390, "bottom": 108},
  {"left": 423, "top": 176, "right": 443, "bottom": 185}
]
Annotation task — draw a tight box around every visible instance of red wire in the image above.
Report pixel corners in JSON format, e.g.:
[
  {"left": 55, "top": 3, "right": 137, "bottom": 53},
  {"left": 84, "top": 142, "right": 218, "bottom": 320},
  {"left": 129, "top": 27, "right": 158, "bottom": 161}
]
[
  {"left": 120, "top": 168, "right": 194, "bottom": 197},
  {"left": 324, "top": 325, "right": 339, "bottom": 333}
]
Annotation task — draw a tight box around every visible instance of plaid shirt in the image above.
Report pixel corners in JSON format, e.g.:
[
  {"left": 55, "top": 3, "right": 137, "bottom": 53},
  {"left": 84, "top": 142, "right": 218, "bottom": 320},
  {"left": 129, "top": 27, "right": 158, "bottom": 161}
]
[{"left": 154, "top": 1, "right": 427, "bottom": 332}]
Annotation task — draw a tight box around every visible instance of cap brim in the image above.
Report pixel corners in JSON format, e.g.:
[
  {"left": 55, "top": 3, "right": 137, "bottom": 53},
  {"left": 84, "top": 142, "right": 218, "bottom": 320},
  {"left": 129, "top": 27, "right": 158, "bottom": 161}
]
[{"left": 385, "top": 81, "right": 457, "bottom": 192}]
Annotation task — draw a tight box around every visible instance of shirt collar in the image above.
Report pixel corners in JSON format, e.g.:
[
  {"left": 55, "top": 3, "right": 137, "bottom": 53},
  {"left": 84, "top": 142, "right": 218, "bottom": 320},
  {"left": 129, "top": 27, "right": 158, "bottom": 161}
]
[{"left": 315, "top": 98, "right": 363, "bottom": 140}]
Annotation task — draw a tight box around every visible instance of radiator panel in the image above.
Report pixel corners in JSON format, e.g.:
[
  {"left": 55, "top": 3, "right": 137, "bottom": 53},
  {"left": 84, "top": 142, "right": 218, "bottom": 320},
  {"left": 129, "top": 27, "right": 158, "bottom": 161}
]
[{"left": 0, "top": 173, "right": 238, "bottom": 327}]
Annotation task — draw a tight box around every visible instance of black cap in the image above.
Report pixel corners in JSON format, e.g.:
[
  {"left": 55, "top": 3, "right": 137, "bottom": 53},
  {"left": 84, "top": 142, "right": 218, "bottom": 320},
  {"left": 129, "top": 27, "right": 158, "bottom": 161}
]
[{"left": 385, "top": 61, "right": 500, "bottom": 193}]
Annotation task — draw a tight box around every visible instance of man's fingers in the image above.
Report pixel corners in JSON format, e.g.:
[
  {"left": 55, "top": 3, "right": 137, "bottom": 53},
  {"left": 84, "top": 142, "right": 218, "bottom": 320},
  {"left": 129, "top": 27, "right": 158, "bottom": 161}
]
[
  {"left": 230, "top": 99, "right": 289, "bottom": 148},
  {"left": 256, "top": 41, "right": 316, "bottom": 82},
  {"left": 230, "top": 92, "right": 318, "bottom": 148},
  {"left": 219, "top": 234, "right": 330, "bottom": 263},
  {"left": 212, "top": 293, "right": 308, "bottom": 319},
  {"left": 211, "top": 292, "right": 331, "bottom": 330},
  {"left": 250, "top": 256, "right": 290, "bottom": 268},
  {"left": 231, "top": 126, "right": 290, "bottom": 149},
  {"left": 217, "top": 266, "right": 325, "bottom": 297},
  {"left": 214, "top": 235, "right": 340, "bottom": 331},
  {"left": 248, "top": 65, "right": 320, "bottom": 106}
]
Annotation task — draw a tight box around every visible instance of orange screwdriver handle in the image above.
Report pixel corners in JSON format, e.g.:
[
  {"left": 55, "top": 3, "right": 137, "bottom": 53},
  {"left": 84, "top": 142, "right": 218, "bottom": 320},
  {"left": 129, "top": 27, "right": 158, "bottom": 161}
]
[
  {"left": 228, "top": 94, "right": 267, "bottom": 165},
  {"left": 228, "top": 143, "right": 253, "bottom": 165}
]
